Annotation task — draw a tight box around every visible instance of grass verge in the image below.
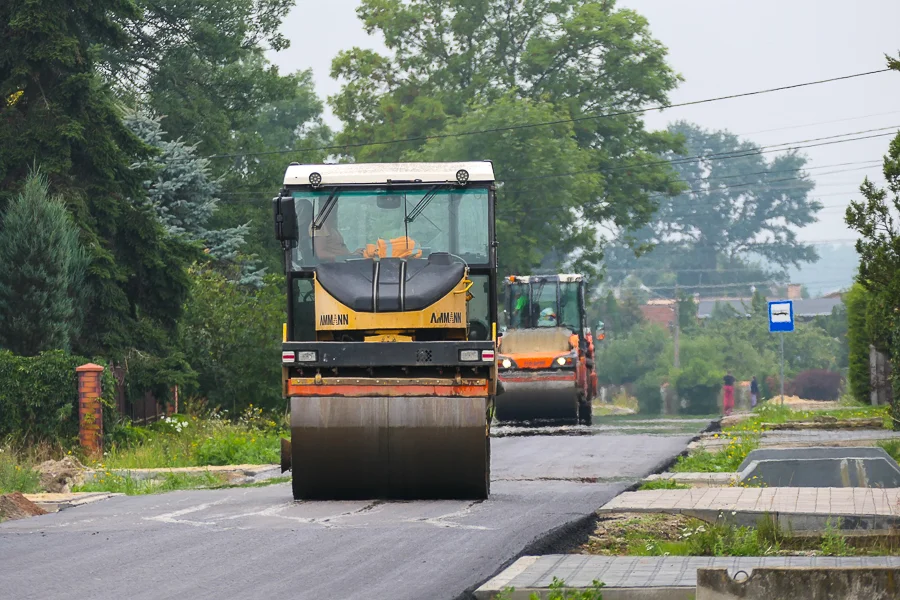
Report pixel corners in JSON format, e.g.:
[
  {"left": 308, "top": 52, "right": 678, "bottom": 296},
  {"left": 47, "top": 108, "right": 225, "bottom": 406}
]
[
  {"left": 0, "top": 446, "right": 44, "bottom": 494},
  {"left": 638, "top": 479, "right": 691, "bottom": 491},
  {"left": 498, "top": 578, "right": 605, "bottom": 600},
  {"left": 734, "top": 402, "right": 890, "bottom": 432},
  {"left": 102, "top": 412, "right": 281, "bottom": 469},
  {"left": 73, "top": 471, "right": 226, "bottom": 495},
  {"left": 581, "top": 512, "right": 900, "bottom": 558}
]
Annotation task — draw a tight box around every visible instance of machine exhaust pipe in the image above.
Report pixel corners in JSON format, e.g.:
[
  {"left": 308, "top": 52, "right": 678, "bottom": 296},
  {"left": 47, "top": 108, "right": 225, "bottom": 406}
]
[{"left": 280, "top": 437, "right": 292, "bottom": 473}]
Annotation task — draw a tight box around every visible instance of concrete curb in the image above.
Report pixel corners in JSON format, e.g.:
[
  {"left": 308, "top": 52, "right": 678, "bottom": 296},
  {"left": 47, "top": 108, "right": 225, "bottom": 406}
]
[{"left": 23, "top": 492, "right": 123, "bottom": 513}]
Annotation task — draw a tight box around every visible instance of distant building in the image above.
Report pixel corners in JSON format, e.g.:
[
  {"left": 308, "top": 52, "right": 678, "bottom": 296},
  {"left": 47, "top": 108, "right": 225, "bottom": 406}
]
[
  {"left": 640, "top": 299, "right": 676, "bottom": 328},
  {"left": 696, "top": 296, "right": 843, "bottom": 320}
]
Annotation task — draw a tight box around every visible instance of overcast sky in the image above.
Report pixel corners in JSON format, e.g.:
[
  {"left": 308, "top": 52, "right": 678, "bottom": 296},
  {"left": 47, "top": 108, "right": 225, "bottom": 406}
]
[{"left": 269, "top": 0, "right": 900, "bottom": 259}]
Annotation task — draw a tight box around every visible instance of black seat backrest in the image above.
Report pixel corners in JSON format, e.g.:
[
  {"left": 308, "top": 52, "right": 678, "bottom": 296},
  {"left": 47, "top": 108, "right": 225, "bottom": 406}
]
[{"left": 315, "top": 255, "right": 465, "bottom": 314}]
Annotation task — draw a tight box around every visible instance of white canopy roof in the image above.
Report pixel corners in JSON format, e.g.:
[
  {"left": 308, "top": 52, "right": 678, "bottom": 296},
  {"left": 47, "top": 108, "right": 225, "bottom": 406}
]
[{"left": 283, "top": 161, "right": 495, "bottom": 186}]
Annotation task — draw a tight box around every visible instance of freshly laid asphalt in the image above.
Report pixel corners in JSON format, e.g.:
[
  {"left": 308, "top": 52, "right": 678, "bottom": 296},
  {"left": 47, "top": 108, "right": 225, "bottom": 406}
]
[{"left": 0, "top": 422, "right": 701, "bottom": 600}]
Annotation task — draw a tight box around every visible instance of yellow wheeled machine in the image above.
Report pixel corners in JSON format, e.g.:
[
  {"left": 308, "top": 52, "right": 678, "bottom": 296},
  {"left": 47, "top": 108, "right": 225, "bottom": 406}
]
[{"left": 273, "top": 162, "right": 498, "bottom": 500}]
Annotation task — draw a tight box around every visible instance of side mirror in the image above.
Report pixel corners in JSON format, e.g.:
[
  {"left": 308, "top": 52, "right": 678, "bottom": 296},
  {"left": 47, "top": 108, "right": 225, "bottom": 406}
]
[{"left": 273, "top": 195, "right": 298, "bottom": 243}]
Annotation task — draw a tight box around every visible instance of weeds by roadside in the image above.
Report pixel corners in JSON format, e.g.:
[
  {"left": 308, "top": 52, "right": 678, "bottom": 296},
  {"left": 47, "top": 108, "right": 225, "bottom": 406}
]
[
  {"left": 102, "top": 408, "right": 282, "bottom": 470},
  {"left": 0, "top": 405, "right": 286, "bottom": 495},
  {"left": 877, "top": 439, "right": 900, "bottom": 463},
  {"left": 638, "top": 479, "right": 690, "bottom": 491},
  {"left": 672, "top": 430, "right": 759, "bottom": 473},
  {"left": 0, "top": 447, "right": 41, "bottom": 494},
  {"left": 581, "top": 512, "right": 900, "bottom": 558},
  {"left": 73, "top": 471, "right": 225, "bottom": 495},
  {"left": 498, "top": 578, "right": 605, "bottom": 599},
  {"left": 736, "top": 402, "right": 889, "bottom": 431}
]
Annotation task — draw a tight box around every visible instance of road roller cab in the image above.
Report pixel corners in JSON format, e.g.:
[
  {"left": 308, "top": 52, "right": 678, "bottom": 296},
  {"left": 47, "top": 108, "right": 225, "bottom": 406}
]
[
  {"left": 274, "top": 162, "right": 498, "bottom": 500},
  {"left": 496, "top": 274, "right": 596, "bottom": 424}
]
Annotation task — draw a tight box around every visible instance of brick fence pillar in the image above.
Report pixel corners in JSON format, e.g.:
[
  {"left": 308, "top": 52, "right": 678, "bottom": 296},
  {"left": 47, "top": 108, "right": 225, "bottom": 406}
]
[{"left": 76, "top": 363, "right": 104, "bottom": 456}]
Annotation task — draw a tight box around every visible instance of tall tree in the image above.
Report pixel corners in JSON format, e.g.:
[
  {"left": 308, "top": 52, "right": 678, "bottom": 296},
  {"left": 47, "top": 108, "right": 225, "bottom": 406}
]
[
  {"left": 845, "top": 70, "right": 900, "bottom": 421},
  {"left": 208, "top": 72, "right": 332, "bottom": 275},
  {"left": 103, "top": 0, "right": 296, "bottom": 155},
  {"left": 604, "top": 121, "right": 821, "bottom": 296},
  {"left": 103, "top": 1, "right": 332, "bottom": 274},
  {"left": 125, "top": 113, "right": 263, "bottom": 286},
  {"left": 332, "top": 0, "right": 685, "bottom": 274},
  {"left": 0, "top": 170, "right": 88, "bottom": 355},
  {"left": 0, "top": 0, "right": 192, "bottom": 356}
]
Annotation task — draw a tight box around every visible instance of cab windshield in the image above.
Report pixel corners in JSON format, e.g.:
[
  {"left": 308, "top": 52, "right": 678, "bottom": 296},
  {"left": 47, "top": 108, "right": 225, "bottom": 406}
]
[
  {"left": 508, "top": 281, "right": 581, "bottom": 332},
  {"left": 290, "top": 187, "right": 490, "bottom": 268}
]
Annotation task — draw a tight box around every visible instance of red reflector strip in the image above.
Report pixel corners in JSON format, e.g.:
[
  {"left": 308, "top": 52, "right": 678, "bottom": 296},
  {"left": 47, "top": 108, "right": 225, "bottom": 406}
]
[
  {"left": 481, "top": 350, "right": 495, "bottom": 361},
  {"left": 282, "top": 351, "right": 295, "bottom": 363}
]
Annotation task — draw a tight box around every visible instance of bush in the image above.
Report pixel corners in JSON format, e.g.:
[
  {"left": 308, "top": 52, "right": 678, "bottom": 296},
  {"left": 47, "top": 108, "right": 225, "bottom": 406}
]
[
  {"left": 789, "top": 369, "right": 843, "bottom": 401},
  {"left": 634, "top": 372, "right": 665, "bottom": 414},
  {"left": 845, "top": 284, "right": 871, "bottom": 403},
  {"left": 178, "top": 265, "right": 285, "bottom": 413},
  {"left": 0, "top": 350, "right": 116, "bottom": 444}
]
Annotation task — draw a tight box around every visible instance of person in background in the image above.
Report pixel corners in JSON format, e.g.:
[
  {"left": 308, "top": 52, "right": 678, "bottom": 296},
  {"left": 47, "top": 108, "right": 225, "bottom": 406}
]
[
  {"left": 723, "top": 371, "right": 736, "bottom": 416},
  {"left": 750, "top": 376, "right": 759, "bottom": 408}
]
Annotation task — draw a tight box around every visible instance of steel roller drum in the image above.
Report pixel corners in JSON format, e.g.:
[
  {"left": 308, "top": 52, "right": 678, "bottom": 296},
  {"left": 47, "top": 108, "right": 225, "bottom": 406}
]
[
  {"left": 288, "top": 396, "right": 490, "bottom": 500},
  {"left": 494, "top": 377, "right": 580, "bottom": 423}
]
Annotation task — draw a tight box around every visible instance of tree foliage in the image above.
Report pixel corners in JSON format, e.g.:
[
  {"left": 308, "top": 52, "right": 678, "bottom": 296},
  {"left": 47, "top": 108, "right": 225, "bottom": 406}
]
[
  {"left": 845, "top": 80, "right": 900, "bottom": 421},
  {"left": 333, "top": 0, "right": 684, "bottom": 274},
  {"left": 178, "top": 264, "right": 285, "bottom": 413},
  {"left": 104, "top": 1, "right": 332, "bottom": 274},
  {"left": 0, "top": 0, "right": 191, "bottom": 357},
  {"left": 125, "top": 113, "right": 264, "bottom": 286},
  {"left": 0, "top": 170, "right": 88, "bottom": 355},
  {"left": 604, "top": 122, "right": 821, "bottom": 296}
]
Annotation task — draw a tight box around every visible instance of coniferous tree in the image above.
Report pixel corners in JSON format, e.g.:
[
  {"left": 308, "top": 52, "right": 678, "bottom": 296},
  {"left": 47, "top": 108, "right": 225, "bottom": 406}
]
[
  {"left": 0, "top": 170, "right": 88, "bottom": 355},
  {"left": 125, "top": 113, "right": 263, "bottom": 286},
  {"left": 0, "top": 0, "right": 191, "bottom": 356}
]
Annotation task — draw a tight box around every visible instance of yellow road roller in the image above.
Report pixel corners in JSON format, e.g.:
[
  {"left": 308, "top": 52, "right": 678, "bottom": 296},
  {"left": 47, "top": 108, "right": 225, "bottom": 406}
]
[{"left": 273, "top": 162, "right": 498, "bottom": 500}]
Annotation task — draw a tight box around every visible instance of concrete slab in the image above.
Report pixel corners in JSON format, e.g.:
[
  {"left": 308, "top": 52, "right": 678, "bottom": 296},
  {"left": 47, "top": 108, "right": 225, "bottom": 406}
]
[
  {"left": 22, "top": 492, "right": 123, "bottom": 513},
  {"left": 697, "top": 566, "right": 900, "bottom": 600},
  {"left": 736, "top": 447, "right": 900, "bottom": 488},
  {"left": 598, "top": 487, "right": 900, "bottom": 532},
  {"left": 476, "top": 556, "right": 900, "bottom": 599},
  {"left": 737, "top": 447, "right": 893, "bottom": 471}
]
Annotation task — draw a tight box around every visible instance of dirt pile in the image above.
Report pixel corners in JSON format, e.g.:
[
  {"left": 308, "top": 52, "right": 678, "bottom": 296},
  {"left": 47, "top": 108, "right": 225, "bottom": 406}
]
[
  {"left": 35, "top": 456, "right": 86, "bottom": 493},
  {"left": 0, "top": 492, "right": 47, "bottom": 521}
]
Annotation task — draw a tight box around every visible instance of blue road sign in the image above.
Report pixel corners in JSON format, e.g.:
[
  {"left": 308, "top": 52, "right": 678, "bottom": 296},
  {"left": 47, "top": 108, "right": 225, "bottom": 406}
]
[{"left": 768, "top": 300, "right": 794, "bottom": 333}]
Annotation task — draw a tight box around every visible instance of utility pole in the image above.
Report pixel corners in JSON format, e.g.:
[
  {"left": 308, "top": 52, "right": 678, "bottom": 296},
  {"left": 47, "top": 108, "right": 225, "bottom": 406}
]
[
  {"left": 780, "top": 331, "right": 785, "bottom": 405},
  {"left": 673, "top": 285, "right": 680, "bottom": 369}
]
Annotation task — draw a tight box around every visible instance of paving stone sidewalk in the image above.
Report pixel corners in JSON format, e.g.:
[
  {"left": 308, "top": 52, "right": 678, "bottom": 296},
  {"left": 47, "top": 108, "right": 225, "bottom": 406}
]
[{"left": 475, "top": 555, "right": 900, "bottom": 598}]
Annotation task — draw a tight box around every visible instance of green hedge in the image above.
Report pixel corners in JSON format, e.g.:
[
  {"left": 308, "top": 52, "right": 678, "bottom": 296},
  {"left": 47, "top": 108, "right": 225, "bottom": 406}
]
[{"left": 0, "top": 350, "right": 117, "bottom": 445}]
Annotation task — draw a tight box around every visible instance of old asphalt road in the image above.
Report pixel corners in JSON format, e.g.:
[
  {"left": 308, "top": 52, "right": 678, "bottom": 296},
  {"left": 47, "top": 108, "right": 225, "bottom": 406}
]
[{"left": 0, "top": 423, "right": 701, "bottom": 600}]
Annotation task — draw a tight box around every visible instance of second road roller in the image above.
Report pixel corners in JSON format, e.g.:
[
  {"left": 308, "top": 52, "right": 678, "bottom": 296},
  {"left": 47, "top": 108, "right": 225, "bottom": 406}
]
[
  {"left": 273, "top": 161, "right": 498, "bottom": 500},
  {"left": 495, "top": 274, "right": 597, "bottom": 424}
]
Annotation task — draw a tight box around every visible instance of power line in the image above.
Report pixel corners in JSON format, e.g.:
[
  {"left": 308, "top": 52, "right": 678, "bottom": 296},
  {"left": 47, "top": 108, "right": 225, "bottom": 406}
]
[
  {"left": 738, "top": 109, "right": 900, "bottom": 137},
  {"left": 202, "top": 68, "right": 893, "bottom": 161},
  {"left": 639, "top": 277, "right": 853, "bottom": 291},
  {"left": 500, "top": 129, "right": 898, "bottom": 183},
  {"left": 214, "top": 131, "right": 891, "bottom": 200}
]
